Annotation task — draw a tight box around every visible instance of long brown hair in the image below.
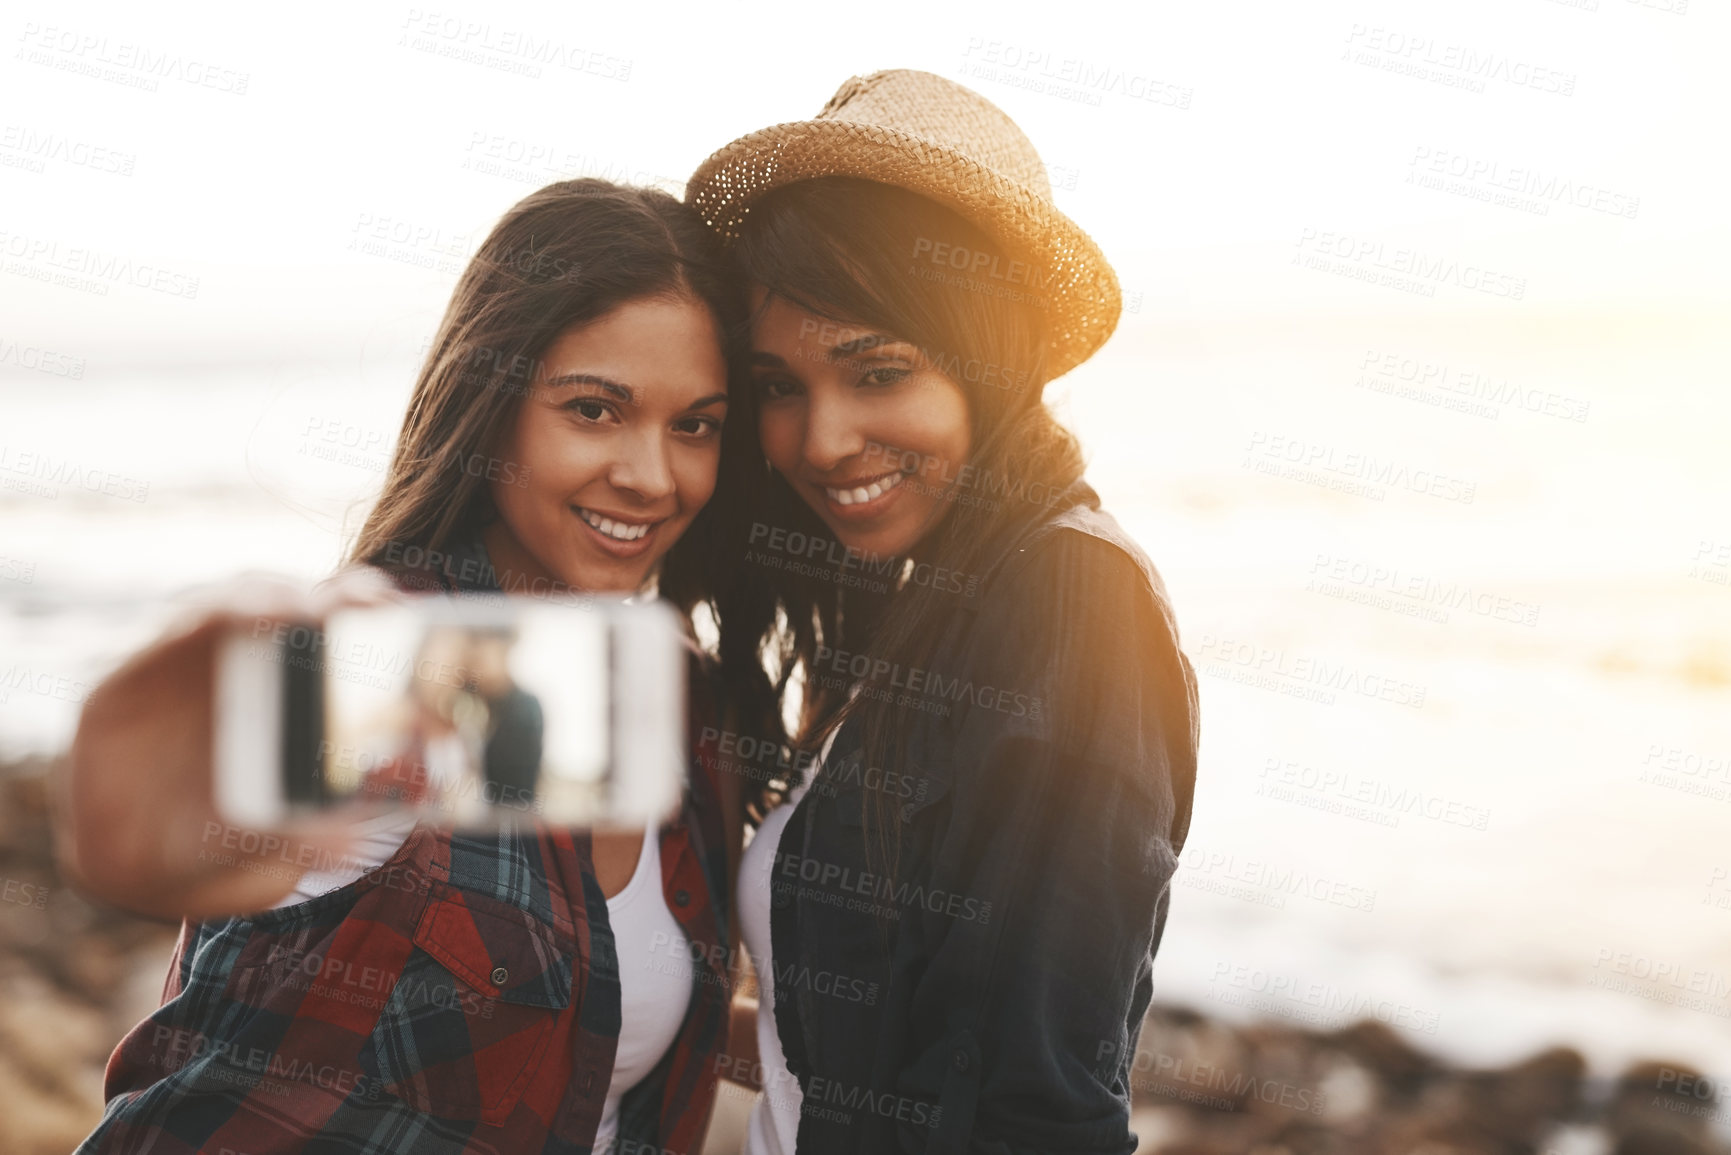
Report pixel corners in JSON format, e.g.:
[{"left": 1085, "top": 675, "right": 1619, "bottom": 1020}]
[
  {"left": 724, "top": 177, "right": 1092, "bottom": 879},
  {"left": 348, "top": 178, "right": 779, "bottom": 739}
]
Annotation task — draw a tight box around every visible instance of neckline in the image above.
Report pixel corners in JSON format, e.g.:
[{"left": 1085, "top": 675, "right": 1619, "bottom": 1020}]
[{"left": 604, "top": 818, "right": 661, "bottom": 910}]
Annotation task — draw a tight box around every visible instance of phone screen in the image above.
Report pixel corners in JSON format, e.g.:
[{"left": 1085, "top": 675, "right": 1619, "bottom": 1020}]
[{"left": 283, "top": 603, "right": 615, "bottom": 826}]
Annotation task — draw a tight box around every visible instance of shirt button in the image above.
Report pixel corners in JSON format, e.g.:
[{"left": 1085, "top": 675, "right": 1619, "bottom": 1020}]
[
  {"left": 674, "top": 889, "right": 691, "bottom": 907},
  {"left": 952, "top": 1049, "right": 971, "bottom": 1073},
  {"left": 490, "top": 966, "right": 509, "bottom": 986},
  {"left": 772, "top": 887, "right": 792, "bottom": 910},
  {"left": 901, "top": 803, "right": 916, "bottom": 822}
]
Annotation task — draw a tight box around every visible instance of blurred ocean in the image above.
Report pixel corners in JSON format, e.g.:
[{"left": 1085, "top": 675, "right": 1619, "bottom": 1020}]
[{"left": 2, "top": 304, "right": 1728, "bottom": 1089}]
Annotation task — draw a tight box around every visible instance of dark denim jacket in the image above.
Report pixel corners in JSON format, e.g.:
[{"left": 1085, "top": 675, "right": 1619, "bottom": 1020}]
[{"left": 766, "top": 497, "right": 1199, "bottom": 1155}]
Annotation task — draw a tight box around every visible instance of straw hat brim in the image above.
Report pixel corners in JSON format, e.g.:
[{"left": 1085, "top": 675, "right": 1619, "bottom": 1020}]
[{"left": 686, "top": 119, "right": 1121, "bottom": 383}]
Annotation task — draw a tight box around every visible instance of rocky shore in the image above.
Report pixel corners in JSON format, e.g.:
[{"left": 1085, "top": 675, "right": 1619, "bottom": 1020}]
[
  {"left": 2, "top": 764, "right": 1722, "bottom": 1155},
  {"left": 0, "top": 764, "right": 181, "bottom": 1155},
  {"left": 1125, "top": 1007, "right": 1724, "bottom": 1154}
]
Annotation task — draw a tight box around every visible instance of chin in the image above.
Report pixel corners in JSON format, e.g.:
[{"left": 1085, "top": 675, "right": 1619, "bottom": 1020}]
[
  {"left": 572, "top": 559, "right": 655, "bottom": 594},
  {"left": 830, "top": 521, "right": 913, "bottom": 560}
]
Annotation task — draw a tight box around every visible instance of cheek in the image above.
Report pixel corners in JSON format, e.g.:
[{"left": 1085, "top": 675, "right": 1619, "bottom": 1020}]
[
  {"left": 900, "top": 387, "right": 971, "bottom": 461},
  {"left": 937, "top": 384, "right": 972, "bottom": 460},
  {"left": 523, "top": 420, "right": 603, "bottom": 491},
  {"left": 675, "top": 447, "right": 721, "bottom": 512}
]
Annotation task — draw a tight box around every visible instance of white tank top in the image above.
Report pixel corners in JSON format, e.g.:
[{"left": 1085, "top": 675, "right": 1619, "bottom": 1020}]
[
  {"left": 592, "top": 820, "right": 692, "bottom": 1152},
  {"left": 737, "top": 729, "right": 835, "bottom": 1155}
]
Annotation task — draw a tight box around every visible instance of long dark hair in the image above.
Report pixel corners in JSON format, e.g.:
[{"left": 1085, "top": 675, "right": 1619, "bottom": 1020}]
[
  {"left": 723, "top": 177, "right": 1092, "bottom": 873},
  {"left": 347, "top": 180, "right": 782, "bottom": 761},
  {"left": 348, "top": 178, "right": 779, "bottom": 742}
]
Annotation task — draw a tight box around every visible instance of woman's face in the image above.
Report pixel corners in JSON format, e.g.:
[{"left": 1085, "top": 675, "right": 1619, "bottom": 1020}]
[
  {"left": 748, "top": 288, "right": 971, "bottom": 561},
  {"left": 486, "top": 294, "right": 728, "bottom": 594}
]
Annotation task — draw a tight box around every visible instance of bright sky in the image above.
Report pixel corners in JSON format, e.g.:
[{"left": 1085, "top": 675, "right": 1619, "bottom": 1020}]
[{"left": 1, "top": 0, "right": 1723, "bottom": 371}]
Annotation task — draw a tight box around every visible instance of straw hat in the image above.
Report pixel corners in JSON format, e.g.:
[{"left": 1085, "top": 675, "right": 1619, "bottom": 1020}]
[{"left": 685, "top": 69, "right": 1121, "bottom": 381}]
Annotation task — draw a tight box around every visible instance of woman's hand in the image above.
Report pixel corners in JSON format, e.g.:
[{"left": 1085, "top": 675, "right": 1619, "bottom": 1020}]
[{"left": 52, "top": 566, "right": 404, "bottom": 920}]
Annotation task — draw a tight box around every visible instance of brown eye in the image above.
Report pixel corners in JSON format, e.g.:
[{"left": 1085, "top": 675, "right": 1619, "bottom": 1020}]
[
  {"left": 754, "top": 376, "right": 800, "bottom": 401},
  {"left": 674, "top": 415, "right": 723, "bottom": 438},
  {"left": 564, "top": 398, "right": 611, "bottom": 422},
  {"left": 861, "top": 367, "right": 912, "bottom": 388}
]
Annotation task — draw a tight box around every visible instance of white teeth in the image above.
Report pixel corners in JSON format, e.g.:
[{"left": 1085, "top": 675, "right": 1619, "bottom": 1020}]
[
  {"left": 578, "top": 508, "right": 652, "bottom": 541},
  {"left": 825, "top": 471, "right": 904, "bottom": 506}
]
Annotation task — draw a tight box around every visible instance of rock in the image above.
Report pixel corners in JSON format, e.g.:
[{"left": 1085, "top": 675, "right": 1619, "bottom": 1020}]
[{"left": 1606, "top": 1060, "right": 1717, "bottom": 1155}]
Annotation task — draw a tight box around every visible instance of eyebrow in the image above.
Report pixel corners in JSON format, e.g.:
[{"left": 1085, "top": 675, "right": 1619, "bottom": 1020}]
[
  {"left": 543, "top": 372, "right": 634, "bottom": 401},
  {"left": 831, "top": 333, "right": 912, "bottom": 357},
  {"left": 545, "top": 372, "right": 726, "bottom": 412}
]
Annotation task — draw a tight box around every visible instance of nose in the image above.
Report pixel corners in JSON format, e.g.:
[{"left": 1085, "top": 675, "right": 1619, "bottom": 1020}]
[
  {"left": 802, "top": 390, "right": 866, "bottom": 475},
  {"left": 606, "top": 429, "right": 676, "bottom": 506}
]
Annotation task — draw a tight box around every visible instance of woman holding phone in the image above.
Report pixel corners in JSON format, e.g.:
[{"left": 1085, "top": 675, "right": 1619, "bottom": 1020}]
[
  {"left": 689, "top": 72, "right": 1201, "bottom": 1153},
  {"left": 58, "top": 179, "right": 767, "bottom": 1154}
]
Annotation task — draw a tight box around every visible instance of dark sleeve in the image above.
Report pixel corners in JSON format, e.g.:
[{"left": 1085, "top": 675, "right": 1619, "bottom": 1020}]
[
  {"left": 483, "top": 689, "right": 544, "bottom": 798},
  {"left": 901, "top": 527, "right": 1199, "bottom": 1155}
]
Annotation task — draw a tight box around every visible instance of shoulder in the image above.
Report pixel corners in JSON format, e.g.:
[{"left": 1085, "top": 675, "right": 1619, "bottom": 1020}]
[
  {"left": 950, "top": 503, "right": 1197, "bottom": 755},
  {"left": 974, "top": 504, "right": 1183, "bottom": 653}
]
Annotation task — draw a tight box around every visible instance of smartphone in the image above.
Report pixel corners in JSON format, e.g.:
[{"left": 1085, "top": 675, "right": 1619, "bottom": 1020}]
[{"left": 213, "top": 596, "right": 686, "bottom": 830}]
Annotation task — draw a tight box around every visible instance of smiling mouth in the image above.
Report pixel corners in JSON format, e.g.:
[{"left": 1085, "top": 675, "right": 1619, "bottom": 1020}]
[
  {"left": 574, "top": 507, "right": 659, "bottom": 542},
  {"left": 822, "top": 470, "right": 906, "bottom": 507}
]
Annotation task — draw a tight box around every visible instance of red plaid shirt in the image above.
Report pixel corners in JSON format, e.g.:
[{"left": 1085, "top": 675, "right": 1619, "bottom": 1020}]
[{"left": 79, "top": 541, "right": 736, "bottom": 1154}]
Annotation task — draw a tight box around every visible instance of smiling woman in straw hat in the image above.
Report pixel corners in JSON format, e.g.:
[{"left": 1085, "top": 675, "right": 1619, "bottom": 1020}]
[{"left": 688, "top": 70, "right": 1200, "bottom": 1154}]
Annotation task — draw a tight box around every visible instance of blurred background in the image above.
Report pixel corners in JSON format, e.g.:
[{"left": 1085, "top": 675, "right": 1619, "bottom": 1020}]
[{"left": 2, "top": 0, "right": 1727, "bottom": 1151}]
